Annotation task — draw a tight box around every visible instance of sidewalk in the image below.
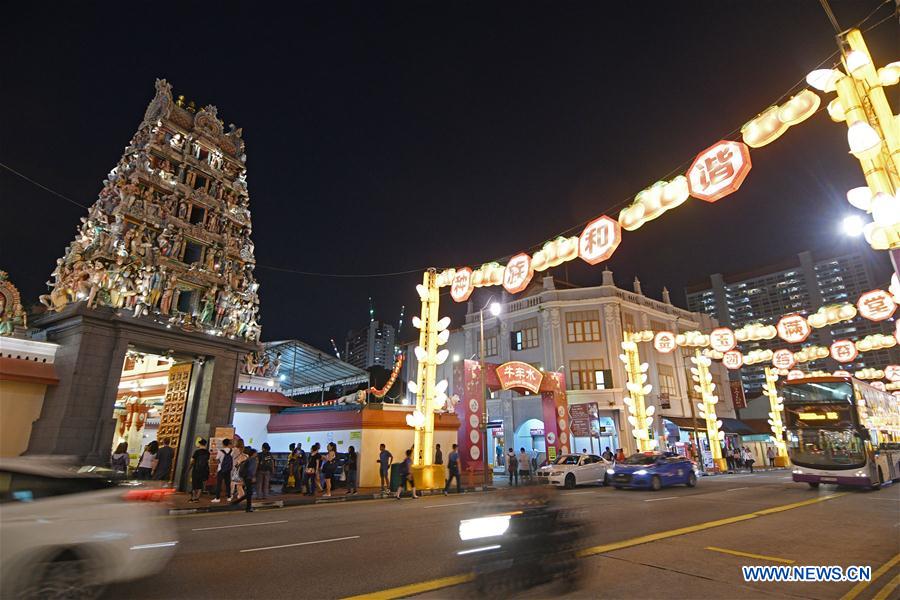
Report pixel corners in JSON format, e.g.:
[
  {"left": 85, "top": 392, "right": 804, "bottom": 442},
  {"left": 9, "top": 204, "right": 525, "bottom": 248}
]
[{"left": 167, "top": 483, "right": 493, "bottom": 515}]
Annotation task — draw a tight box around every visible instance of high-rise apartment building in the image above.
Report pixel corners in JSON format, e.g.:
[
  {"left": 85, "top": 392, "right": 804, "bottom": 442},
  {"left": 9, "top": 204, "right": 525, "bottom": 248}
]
[
  {"left": 686, "top": 251, "right": 898, "bottom": 396},
  {"left": 345, "top": 321, "right": 397, "bottom": 369}
]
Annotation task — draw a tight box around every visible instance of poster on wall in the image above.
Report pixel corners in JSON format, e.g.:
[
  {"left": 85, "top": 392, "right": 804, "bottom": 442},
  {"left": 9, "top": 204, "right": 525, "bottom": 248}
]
[{"left": 568, "top": 403, "right": 598, "bottom": 438}]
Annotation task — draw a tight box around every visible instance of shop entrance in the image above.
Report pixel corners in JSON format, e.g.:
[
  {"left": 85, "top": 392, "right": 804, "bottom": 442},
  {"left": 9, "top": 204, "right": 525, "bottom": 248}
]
[{"left": 112, "top": 346, "right": 201, "bottom": 482}]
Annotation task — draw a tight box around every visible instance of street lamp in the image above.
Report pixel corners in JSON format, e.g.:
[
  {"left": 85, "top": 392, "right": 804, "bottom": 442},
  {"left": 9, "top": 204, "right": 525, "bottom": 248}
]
[
  {"left": 842, "top": 215, "right": 865, "bottom": 237},
  {"left": 479, "top": 296, "right": 501, "bottom": 488}
]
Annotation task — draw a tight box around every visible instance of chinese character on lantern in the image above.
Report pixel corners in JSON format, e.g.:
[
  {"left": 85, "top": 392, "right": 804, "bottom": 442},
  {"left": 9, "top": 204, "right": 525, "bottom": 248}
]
[
  {"left": 687, "top": 140, "right": 752, "bottom": 202},
  {"left": 776, "top": 314, "right": 811, "bottom": 344},
  {"left": 722, "top": 350, "right": 744, "bottom": 369},
  {"left": 503, "top": 253, "right": 533, "bottom": 294},
  {"left": 772, "top": 349, "right": 796, "bottom": 370},
  {"left": 578, "top": 215, "right": 621, "bottom": 265},
  {"left": 450, "top": 267, "right": 474, "bottom": 303},
  {"left": 830, "top": 340, "right": 858, "bottom": 363},
  {"left": 857, "top": 289, "right": 897, "bottom": 322},
  {"left": 653, "top": 331, "right": 676, "bottom": 354},
  {"left": 885, "top": 365, "right": 900, "bottom": 382},
  {"left": 710, "top": 327, "right": 737, "bottom": 352}
]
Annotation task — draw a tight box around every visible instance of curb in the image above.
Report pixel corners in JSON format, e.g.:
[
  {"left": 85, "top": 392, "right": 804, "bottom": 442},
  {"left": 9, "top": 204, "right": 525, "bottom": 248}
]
[{"left": 168, "top": 486, "right": 496, "bottom": 515}]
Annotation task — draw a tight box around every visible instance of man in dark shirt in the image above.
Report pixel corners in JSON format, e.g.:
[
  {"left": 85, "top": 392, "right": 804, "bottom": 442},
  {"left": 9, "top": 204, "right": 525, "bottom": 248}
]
[
  {"left": 242, "top": 447, "right": 258, "bottom": 512},
  {"left": 444, "top": 443, "right": 461, "bottom": 495},
  {"left": 377, "top": 444, "right": 393, "bottom": 492},
  {"left": 153, "top": 438, "right": 175, "bottom": 481}
]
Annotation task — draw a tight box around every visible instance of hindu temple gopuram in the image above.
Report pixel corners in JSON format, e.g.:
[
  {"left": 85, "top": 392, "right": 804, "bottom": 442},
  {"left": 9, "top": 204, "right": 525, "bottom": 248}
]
[{"left": 24, "top": 80, "right": 262, "bottom": 482}]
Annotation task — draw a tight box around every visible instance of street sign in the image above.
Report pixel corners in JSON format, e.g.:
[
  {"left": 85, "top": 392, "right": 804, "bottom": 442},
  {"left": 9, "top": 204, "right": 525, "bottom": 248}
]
[{"left": 569, "top": 402, "right": 598, "bottom": 437}]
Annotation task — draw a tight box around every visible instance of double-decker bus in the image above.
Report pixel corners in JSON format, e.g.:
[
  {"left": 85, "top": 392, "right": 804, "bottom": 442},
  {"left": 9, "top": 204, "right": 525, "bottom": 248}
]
[{"left": 781, "top": 376, "right": 900, "bottom": 489}]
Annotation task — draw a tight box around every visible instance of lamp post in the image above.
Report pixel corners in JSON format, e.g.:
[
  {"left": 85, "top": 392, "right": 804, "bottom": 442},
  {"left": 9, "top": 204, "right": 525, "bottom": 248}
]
[{"left": 480, "top": 297, "right": 501, "bottom": 488}]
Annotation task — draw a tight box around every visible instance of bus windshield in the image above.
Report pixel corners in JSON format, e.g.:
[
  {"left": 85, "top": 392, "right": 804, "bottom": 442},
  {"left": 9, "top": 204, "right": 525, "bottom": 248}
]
[{"left": 787, "top": 428, "right": 866, "bottom": 469}]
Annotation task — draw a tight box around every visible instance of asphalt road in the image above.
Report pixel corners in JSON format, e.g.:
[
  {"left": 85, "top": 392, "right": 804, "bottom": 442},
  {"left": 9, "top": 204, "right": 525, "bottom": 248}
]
[{"left": 105, "top": 471, "right": 900, "bottom": 599}]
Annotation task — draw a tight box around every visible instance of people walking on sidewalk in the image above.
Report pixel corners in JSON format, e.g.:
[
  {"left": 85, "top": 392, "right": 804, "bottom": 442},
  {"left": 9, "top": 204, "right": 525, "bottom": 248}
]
[
  {"left": 518, "top": 448, "right": 530, "bottom": 483},
  {"left": 602, "top": 447, "right": 614, "bottom": 462},
  {"left": 507, "top": 448, "right": 518, "bottom": 486},
  {"left": 766, "top": 445, "right": 776, "bottom": 467},
  {"left": 296, "top": 443, "right": 307, "bottom": 492},
  {"left": 239, "top": 447, "right": 258, "bottom": 512},
  {"left": 732, "top": 447, "right": 743, "bottom": 471},
  {"left": 725, "top": 445, "right": 735, "bottom": 472},
  {"left": 305, "top": 443, "right": 321, "bottom": 496},
  {"left": 135, "top": 440, "right": 158, "bottom": 479},
  {"left": 111, "top": 442, "right": 129, "bottom": 477},
  {"left": 256, "top": 442, "right": 274, "bottom": 499},
  {"left": 444, "top": 443, "right": 461, "bottom": 495},
  {"left": 345, "top": 446, "right": 358, "bottom": 495},
  {"left": 189, "top": 438, "right": 210, "bottom": 503},
  {"left": 395, "top": 448, "right": 419, "bottom": 499},
  {"left": 211, "top": 438, "right": 233, "bottom": 503},
  {"left": 286, "top": 443, "right": 298, "bottom": 491},
  {"left": 322, "top": 442, "right": 337, "bottom": 497},
  {"left": 377, "top": 443, "right": 393, "bottom": 492},
  {"left": 154, "top": 438, "right": 175, "bottom": 481},
  {"left": 615, "top": 448, "right": 626, "bottom": 462},
  {"left": 230, "top": 442, "right": 247, "bottom": 502},
  {"left": 743, "top": 447, "right": 755, "bottom": 473}
]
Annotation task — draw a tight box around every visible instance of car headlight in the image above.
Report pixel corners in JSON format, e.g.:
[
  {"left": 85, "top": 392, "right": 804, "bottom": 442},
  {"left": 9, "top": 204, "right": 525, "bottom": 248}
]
[
  {"left": 633, "top": 469, "right": 648, "bottom": 475},
  {"left": 606, "top": 469, "right": 615, "bottom": 475},
  {"left": 459, "top": 514, "right": 512, "bottom": 541},
  {"left": 550, "top": 471, "right": 563, "bottom": 476}
]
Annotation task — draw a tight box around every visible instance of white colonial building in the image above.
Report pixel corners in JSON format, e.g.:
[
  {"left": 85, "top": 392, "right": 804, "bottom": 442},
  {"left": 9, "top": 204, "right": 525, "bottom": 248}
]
[{"left": 404, "top": 269, "right": 736, "bottom": 467}]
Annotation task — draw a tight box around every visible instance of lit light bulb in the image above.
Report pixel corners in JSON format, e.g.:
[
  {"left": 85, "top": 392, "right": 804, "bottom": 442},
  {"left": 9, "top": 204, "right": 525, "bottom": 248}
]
[
  {"left": 846, "top": 187, "right": 873, "bottom": 211},
  {"left": 806, "top": 68, "right": 841, "bottom": 92},
  {"left": 870, "top": 192, "right": 900, "bottom": 226},
  {"left": 489, "top": 302, "right": 502, "bottom": 317},
  {"left": 847, "top": 121, "right": 881, "bottom": 158},
  {"left": 845, "top": 50, "right": 870, "bottom": 76},
  {"left": 842, "top": 215, "right": 866, "bottom": 237}
]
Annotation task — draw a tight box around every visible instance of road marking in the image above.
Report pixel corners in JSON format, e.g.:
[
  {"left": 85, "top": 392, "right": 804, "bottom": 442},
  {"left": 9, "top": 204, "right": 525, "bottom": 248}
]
[
  {"left": 865, "top": 497, "right": 900, "bottom": 501},
  {"left": 343, "top": 574, "right": 475, "bottom": 600},
  {"left": 841, "top": 552, "right": 900, "bottom": 600},
  {"left": 422, "top": 501, "right": 476, "bottom": 509},
  {"left": 872, "top": 573, "right": 900, "bottom": 600},
  {"left": 192, "top": 520, "right": 288, "bottom": 532},
  {"left": 343, "top": 493, "right": 847, "bottom": 600},
  {"left": 564, "top": 491, "right": 596, "bottom": 495},
  {"left": 241, "top": 535, "right": 359, "bottom": 553},
  {"left": 644, "top": 496, "right": 677, "bottom": 502},
  {"left": 725, "top": 487, "right": 749, "bottom": 492},
  {"left": 705, "top": 546, "right": 794, "bottom": 564}
]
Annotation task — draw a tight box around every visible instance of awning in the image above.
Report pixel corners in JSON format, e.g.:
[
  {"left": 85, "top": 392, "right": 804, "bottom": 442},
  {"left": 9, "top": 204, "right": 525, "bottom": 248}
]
[
  {"left": 664, "top": 416, "right": 758, "bottom": 435},
  {"left": 235, "top": 390, "right": 298, "bottom": 407},
  {"left": 261, "top": 340, "right": 370, "bottom": 397}
]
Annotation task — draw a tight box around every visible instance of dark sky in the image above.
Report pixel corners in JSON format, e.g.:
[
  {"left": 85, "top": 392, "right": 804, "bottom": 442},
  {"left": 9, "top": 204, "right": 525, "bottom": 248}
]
[{"left": 1, "top": 1, "right": 896, "bottom": 352}]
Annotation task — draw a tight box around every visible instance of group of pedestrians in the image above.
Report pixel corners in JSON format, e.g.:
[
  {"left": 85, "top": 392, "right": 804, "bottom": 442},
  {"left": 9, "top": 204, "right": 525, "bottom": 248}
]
[
  {"left": 726, "top": 445, "right": 757, "bottom": 473},
  {"left": 284, "top": 442, "right": 359, "bottom": 497},
  {"left": 110, "top": 438, "right": 175, "bottom": 481},
  {"left": 505, "top": 447, "right": 533, "bottom": 486}
]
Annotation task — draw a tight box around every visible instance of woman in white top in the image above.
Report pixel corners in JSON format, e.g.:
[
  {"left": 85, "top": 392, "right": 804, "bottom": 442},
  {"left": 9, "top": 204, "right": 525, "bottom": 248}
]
[{"left": 135, "top": 440, "right": 158, "bottom": 479}]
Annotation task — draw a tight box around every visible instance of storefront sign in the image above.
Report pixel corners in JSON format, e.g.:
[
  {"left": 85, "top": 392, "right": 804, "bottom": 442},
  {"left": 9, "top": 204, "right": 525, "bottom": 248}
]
[
  {"left": 687, "top": 140, "right": 752, "bottom": 203},
  {"left": 496, "top": 361, "right": 543, "bottom": 394},
  {"left": 529, "top": 428, "right": 544, "bottom": 436},
  {"left": 729, "top": 380, "right": 747, "bottom": 409},
  {"left": 659, "top": 392, "right": 671, "bottom": 409},
  {"left": 568, "top": 403, "right": 598, "bottom": 437}
]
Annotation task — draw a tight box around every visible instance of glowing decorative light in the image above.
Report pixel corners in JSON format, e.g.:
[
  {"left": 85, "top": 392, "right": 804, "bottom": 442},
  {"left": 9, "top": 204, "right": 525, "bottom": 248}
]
[
  {"left": 653, "top": 331, "right": 676, "bottom": 354},
  {"left": 826, "top": 98, "right": 846, "bottom": 122},
  {"left": 722, "top": 350, "right": 743, "bottom": 370},
  {"left": 415, "top": 284, "right": 429, "bottom": 300},
  {"left": 842, "top": 215, "right": 866, "bottom": 237},
  {"left": 618, "top": 176, "right": 689, "bottom": 231},
  {"left": 502, "top": 253, "right": 533, "bottom": 294},
  {"left": 449, "top": 267, "right": 474, "bottom": 303},
  {"left": 857, "top": 289, "right": 897, "bottom": 322},
  {"left": 531, "top": 236, "right": 578, "bottom": 272},
  {"left": 578, "top": 215, "right": 621, "bottom": 265},
  {"left": 847, "top": 121, "right": 881, "bottom": 159},
  {"left": 452, "top": 354, "right": 460, "bottom": 362},
  {"left": 436, "top": 316, "right": 452, "bottom": 331},
  {"left": 807, "top": 303, "right": 857, "bottom": 328},
  {"left": 437, "top": 329, "right": 450, "bottom": 345},
  {"left": 845, "top": 50, "right": 870, "bottom": 76},
  {"left": 687, "top": 140, "right": 752, "bottom": 203},
  {"left": 878, "top": 62, "right": 900, "bottom": 86},
  {"left": 776, "top": 313, "right": 811, "bottom": 344},
  {"left": 412, "top": 316, "right": 423, "bottom": 329},
  {"left": 435, "top": 349, "right": 450, "bottom": 365},
  {"left": 830, "top": 339, "right": 858, "bottom": 363},
  {"left": 806, "top": 68, "right": 841, "bottom": 92},
  {"left": 489, "top": 302, "right": 502, "bottom": 317},
  {"left": 884, "top": 365, "right": 900, "bottom": 383},
  {"left": 407, "top": 380, "right": 419, "bottom": 394},
  {"left": 414, "top": 346, "right": 426, "bottom": 362},
  {"left": 772, "top": 349, "right": 796, "bottom": 371},
  {"left": 787, "top": 369, "right": 805, "bottom": 380},
  {"left": 870, "top": 192, "right": 900, "bottom": 226},
  {"left": 741, "top": 90, "right": 820, "bottom": 148},
  {"left": 846, "top": 186, "right": 873, "bottom": 211},
  {"left": 735, "top": 323, "right": 777, "bottom": 342},
  {"left": 709, "top": 327, "right": 737, "bottom": 353},
  {"left": 266, "top": 379, "right": 275, "bottom": 387}
]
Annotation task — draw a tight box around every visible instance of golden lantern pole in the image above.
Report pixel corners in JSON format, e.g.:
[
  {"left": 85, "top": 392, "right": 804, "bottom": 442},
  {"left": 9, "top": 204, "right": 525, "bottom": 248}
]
[
  {"left": 691, "top": 350, "right": 727, "bottom": 472},
  {"left": 763, "top": 367, "right": 789, "bottom": 467},
  {"left": 620, "top": 332, "right": 655, "bottom": 452}
]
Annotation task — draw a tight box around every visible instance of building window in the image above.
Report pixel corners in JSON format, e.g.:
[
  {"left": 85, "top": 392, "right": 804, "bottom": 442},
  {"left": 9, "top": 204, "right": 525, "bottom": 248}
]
[
  {"left": 511, "top": 318, "right": 539, "bottom": 351},
  {"left": 622, "top": 312, "right": 636, "bottom": 333},
  {"left": 569, "top": 359, "right": 612, "bottom": 390},
  {"left": 484, "top": 335, "right": 498, "bottom": 356},
  {"left": 566, "top": 310, "right": 601, "bottom": 343},
  {"left": 650, "top": 320, "right": 668, "bottom": 333},
  {"left": 657, "top": 364, "right": 677, "bottom": 397}
]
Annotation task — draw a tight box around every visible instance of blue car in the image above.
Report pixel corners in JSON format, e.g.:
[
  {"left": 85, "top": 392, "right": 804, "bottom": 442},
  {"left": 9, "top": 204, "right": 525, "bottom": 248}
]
[{"left": 608, "top": 452, "right": 698, "bottom": 491}]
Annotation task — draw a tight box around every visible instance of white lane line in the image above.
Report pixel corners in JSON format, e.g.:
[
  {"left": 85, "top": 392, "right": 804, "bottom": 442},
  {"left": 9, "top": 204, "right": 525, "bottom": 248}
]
[
  {"left": 563, "top": 491, "right": 597, "bottom": 495},
  {"left": 644, "top": 496, "right": 678, "bottom": 502},
  {"left": 240, "top": 535, "right": 359, "bottom": 553},
  {"left": 725, "top": 487, "right": 750, "bottom": 492},
  {"left": 192, "top": 520, "right": 288, "bottom": 532},
  {"left": 422, "top": 501, "right": 477, "bottom": 509},
  {"left": 865, "top": 497, "right": 900, "bottom": 502}
]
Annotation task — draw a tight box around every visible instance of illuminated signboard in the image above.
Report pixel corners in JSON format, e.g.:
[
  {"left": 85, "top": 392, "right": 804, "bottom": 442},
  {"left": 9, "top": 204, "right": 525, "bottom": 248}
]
[{"left": 496, "top": 361, "right": 543, "bottom": 394}]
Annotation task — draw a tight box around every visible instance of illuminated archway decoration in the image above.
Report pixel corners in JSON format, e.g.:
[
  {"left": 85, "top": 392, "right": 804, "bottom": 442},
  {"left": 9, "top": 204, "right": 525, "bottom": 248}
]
[
  {"left": 776, "top": 313, "right": 811, "bottom": 343},
  {"left": 653, "top": 331, "right": 676, "bottom": 353},
  {"left": 772, "top": 349, "right": 796, "bottom": 370},
  {"left": 620, "top": 334, "right": 655, "bottom": 451},
  {"left": 741, "top": 89, "right": 820, "bottom": 148},
  {"left": 691, "top": 351, "right": 726, "bottom": 471},
  {"left": 763, "top": 368, "right": 789, "bottom": 466},
  {"left": 857, "top": 289, "right": 897, "bottom": 322},
  {"left": 502, "top": 253, "right": 533, "bottom": 294},
  {"left": 618, "top": 176, "right": 690, "bottom": 231},
  {"left": 450, "top": 267, "right": 474, "bottom": 303},
  {"left": 495, "top": 361, "right": 543, "bottom": 394},
  {"left": 722, "top": 350, "right": 743, "bottom": 370},
  {"left": 830, "top": 339, "right": 858, "bottom": 363},
  {"left": 687, "top": 140, "right": 752, "bottom": 203},
  {"left": 709, "top": 327, "right": 737, "bottom": 353},
  {"left": 578, "top": 215, "right": 621, "bottom": 265}
]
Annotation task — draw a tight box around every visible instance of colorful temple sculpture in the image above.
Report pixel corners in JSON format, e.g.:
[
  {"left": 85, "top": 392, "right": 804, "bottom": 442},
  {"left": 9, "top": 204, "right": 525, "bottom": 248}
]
[{"left": 39, "top": 78, "right": 260, "bottom": 342}]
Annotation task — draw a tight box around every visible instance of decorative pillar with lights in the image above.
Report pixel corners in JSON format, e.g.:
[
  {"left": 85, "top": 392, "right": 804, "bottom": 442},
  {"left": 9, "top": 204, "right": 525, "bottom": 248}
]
[
  {"left": 619, "top": 332, "right": 656, "bottom": 452},
  {"left": 691, "top": 351, "right": 727, "bottom": 472},
  {"left": 763, "top": 367, "right": 790, "bottom": 467}
]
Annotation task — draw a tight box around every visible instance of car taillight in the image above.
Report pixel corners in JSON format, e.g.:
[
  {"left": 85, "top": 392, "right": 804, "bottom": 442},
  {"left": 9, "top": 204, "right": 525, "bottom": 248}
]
[{"left": 123, "top": 488, "right": 175, "bottom": 502}]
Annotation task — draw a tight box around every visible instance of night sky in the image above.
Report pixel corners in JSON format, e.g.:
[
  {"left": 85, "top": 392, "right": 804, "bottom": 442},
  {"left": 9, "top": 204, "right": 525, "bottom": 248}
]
[{"left": 1, "top": 1, "right": 896, "bottom": 352}]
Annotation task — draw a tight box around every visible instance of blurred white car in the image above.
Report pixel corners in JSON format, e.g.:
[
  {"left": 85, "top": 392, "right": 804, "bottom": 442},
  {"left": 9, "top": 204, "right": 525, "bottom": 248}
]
[
  {"left": 538, "top": 454, "right": 612, "bottom": 488},
  {"left": 0, "top": 457, "right": 177, "bottom": 599}
]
